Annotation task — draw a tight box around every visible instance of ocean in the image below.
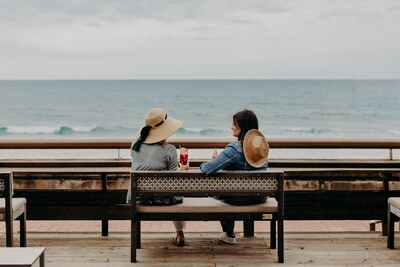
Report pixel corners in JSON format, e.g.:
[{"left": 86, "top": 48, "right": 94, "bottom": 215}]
[{"left": 1, "top": 79, "right": 399, "bottom": 139}]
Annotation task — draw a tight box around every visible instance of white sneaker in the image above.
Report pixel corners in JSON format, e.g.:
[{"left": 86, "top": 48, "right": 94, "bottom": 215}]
[{"left": 218, "top": 232, "right": 237, "bottom": 244}]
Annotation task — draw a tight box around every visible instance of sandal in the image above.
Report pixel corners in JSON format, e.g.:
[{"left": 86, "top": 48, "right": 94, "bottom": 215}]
[{"left": 171, "top": 237, "right": 185, "bottom": 247}]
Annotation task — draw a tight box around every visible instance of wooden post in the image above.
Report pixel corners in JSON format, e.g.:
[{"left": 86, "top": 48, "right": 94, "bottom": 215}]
[{"left": 101, "top": 173, "right": 109, "bottom": 237}]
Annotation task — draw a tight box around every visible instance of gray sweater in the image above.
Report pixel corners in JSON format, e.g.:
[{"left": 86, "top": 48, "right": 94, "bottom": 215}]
[{"left": 126, "top": 142, "right": 178, "bottom": 203}]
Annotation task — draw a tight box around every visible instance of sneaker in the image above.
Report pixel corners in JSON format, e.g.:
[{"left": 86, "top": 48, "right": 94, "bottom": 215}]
[{"left": 218, "top": 232, "right": 237, "bottom": 244}]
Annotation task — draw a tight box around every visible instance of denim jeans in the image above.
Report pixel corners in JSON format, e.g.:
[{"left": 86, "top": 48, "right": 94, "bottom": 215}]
[{"left": 218, "top": 196, "right": 268, "bottom": 235}]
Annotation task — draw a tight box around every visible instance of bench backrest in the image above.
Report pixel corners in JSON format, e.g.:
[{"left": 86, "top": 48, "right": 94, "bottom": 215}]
[
  {"left": 0, "top": 172, "right": 13, "bottom": 198},
  {"left": 131, "top": 171, "right": 284, "bottom": 199},
  {"left": 0, "top": 172, "right": 13, "bottom": 221}
]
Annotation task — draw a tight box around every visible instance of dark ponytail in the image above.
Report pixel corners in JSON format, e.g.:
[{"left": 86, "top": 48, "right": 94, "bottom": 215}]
[{"left": 132, "top": 126, "right": 151, "bottom": 152}]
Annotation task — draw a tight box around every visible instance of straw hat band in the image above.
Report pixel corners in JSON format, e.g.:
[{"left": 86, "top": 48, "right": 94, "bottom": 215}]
[
  {"left": 145, "top": 110, "right": 168, "bottom": 128},
  {"left": 147, "top": 114, "right": 167, "bottom": 128}
]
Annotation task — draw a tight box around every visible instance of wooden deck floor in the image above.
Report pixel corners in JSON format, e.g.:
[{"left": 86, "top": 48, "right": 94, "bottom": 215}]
[{"left": 2, "top": 232, "right": 400, "bottom": 266}]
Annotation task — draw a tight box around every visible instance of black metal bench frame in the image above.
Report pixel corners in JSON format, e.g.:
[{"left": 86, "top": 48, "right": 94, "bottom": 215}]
[{"left": 130, "top": 171, "right": 284, "bottom": 263}]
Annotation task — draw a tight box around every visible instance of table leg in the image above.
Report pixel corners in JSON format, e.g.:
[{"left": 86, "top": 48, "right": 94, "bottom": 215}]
[{"left": 40, "top": 252, "right": 45, "bottom": 267}]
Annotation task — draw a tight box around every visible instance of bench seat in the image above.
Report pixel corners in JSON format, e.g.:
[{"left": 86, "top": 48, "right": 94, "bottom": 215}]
[
  {"left": 137, "top": 197, "right": 277, "bottom": 213},
  {"left": 0, "top": 173, "right": 27, "bottom": 247},
  {"left": 388, "top": 197, "right": 400, "bottom": 249},
  {"left": 0, "top": 198, "right": 27, "bottom": 220},
  {"left": 388, "top": 198, "right": 400, "bottom": 217}
]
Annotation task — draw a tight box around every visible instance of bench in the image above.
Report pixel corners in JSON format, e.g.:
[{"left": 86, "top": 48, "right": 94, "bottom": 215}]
[
  {"left": 387, "top": 197, "right": 400, "bottom": 248},
  {"left": 0, "top": 172, "right": 27, "bottom": 247},
  {"left": 130, "top": 171, "right": 284, "bottom": 263},
  {"left": 0, "top": 247, "right": 46, "bottom": 267}
]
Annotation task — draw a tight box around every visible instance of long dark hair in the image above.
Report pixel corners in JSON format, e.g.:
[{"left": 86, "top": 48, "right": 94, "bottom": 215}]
[
  {"left": 233, "top": 109, "right": 259, "bottom": 142},
  {"left": 132, "top": 126, "right": 151, "bottom": 152}
]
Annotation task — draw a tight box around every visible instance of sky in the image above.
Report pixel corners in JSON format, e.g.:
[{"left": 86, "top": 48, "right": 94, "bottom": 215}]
[{"left": 1, "top": 0, "right": 399, "bottom": 80}]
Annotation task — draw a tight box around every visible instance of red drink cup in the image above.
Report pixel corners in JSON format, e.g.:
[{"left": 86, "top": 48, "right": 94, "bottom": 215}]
[{"left": 180, "top": 147, "right": 188, "bottom": 165}]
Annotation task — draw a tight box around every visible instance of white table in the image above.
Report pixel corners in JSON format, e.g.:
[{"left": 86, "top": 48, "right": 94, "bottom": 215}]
[{"left": 0, "top": 247, "right": 46, "bottom": 267}]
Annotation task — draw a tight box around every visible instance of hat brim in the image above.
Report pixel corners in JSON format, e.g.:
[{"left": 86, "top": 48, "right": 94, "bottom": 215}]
[
  {"left": 135, "top": 116, "right": 182, "bottom": 144},
  {"left": 243, "top": 129, "right": 269, "bottom": 168}
]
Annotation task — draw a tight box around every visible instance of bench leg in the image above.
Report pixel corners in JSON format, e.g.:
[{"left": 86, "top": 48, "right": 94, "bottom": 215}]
[
  {"left": 388, "top": 207, "right": 395, "bottom": 249},
  {"left": 136, "top": 220, "right": 141, "bottom": 249},
  {"left": 131, "top": 217, "right": 137, "bottom": 262},
  {"left": 6, "top": 215, "right": 14, "bottom": 247},
  {"left": 243, "top": 221, "right": 254, "bottom": 237},
  {"left": 40, "top": 252, "right": 45, "bottom": 267},
  {"left": 102, "top": 220, "right": 109, "bottom": 236},
  {"left": 270, "top": 220, "right": 276, "bottom": 249},
  {"left": 278, "top": 217, "right": 284, "bottom": 263},
  {"left": 19, "top": 206, "right": 27, "bottom": 247}
]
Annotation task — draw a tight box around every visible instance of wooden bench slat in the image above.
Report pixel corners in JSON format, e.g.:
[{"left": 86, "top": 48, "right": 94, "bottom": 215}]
[{"left": 137, "top": 197, "right": 278, "bottom": 213}]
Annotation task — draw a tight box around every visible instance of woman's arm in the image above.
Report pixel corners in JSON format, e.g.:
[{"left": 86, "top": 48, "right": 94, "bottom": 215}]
[
  {"left": 200, "top": 143, "right": 239, "bottom": 174},
  {"left": 167, "top": 145, "right": 178, "bottom": 171}
]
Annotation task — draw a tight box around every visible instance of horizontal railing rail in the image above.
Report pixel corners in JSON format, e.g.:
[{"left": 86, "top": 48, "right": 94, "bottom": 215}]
[{"left": 1, "top": 138, "right": 400, "bottom": 149}]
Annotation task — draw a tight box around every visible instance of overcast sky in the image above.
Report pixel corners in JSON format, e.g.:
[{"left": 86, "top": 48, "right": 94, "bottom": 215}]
[{"left": 1, "top": 0, "right": 399, "bottom": 79}]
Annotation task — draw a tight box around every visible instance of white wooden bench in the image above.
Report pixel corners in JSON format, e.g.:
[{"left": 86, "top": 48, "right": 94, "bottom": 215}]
[
  {"left": 387, "top": 197, "right": 400, "bottom": 248},
  {"left": 0, "top": 172, "right": 27, "bottom": 247},
  {"left": 130, "top": 170, "right": 284, "bottom": 263},
  {"left": 0, "top": 247, "right": 45, "bottom": 267}
]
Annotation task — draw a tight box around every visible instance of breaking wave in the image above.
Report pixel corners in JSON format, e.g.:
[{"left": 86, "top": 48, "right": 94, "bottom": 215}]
[
  {"left": 176, "top": 127, "right": 227, "bottom": 136},
  {"left": 0, "top": 125, "right": 108, "bottom": 135},
  {"left": 279, "top": 127, "right": 331, "bottom": 134}
]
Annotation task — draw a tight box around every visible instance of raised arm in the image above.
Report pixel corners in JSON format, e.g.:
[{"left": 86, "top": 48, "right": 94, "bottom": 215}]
[{"left": 200, "top": 143, "right": 239, "bottom": 174}]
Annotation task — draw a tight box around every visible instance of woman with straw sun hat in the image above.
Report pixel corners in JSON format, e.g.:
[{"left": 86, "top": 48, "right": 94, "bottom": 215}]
[
  {"left": 200, "top": 109, "right": 269, "bottom": 245},
  {"left": 127, "top": 107, "right": 187, "bottom": 247}
]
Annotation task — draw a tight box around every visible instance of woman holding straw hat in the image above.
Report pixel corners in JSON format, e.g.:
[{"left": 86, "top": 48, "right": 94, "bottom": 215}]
[
  {"left": 200, "top": 109, "right": 269, "bottom": 245},
  {"left": 127, "top": 107, "right": 186, "bottom": 247}
]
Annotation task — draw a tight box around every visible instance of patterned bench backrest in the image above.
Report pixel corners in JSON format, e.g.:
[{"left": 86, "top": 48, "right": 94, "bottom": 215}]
[
  {"left": 132, "top": 171, "right": 283, "bottom": 197},
  {"left": 0, "top": 172, "right": 13, "bottom": 198}
]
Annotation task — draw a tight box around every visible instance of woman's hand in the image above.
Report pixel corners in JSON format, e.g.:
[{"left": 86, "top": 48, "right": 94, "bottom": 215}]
[
  {"left": 212, "top": 149, "right": 218, "bottom": 159},
  {"left": 179, "top": 163, "right": 189, "bottom": 171}
]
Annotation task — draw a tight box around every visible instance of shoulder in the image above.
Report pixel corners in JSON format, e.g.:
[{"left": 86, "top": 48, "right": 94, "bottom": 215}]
[
  {"left": 220, "top": 141, "right": 242, "bottom": 157},
  {"left": 226, "top": 141, "right": 243, "bottom": 152},
  {"left": 164, "top": 143, "right": 177, "bottom": 153}
]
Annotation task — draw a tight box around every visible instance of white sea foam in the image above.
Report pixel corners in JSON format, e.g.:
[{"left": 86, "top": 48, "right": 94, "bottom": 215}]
[
  {"left": 1, "top": 125, "right": 100, "bottom": 135},
  {"left": 279, "top": 126, "right": 331, "bottom": 134},
  {"left": 6, "top": 126, "right": 62, "bottom": 134}
]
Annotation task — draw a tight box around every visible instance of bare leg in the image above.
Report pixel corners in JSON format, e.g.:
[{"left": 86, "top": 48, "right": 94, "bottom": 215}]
[{"left": 173, "top": 221, "right": 186, "bottom": 244}]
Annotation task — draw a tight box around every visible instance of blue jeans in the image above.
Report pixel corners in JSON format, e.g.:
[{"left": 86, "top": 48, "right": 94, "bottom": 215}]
[{"left": 218, "top": 196, "right": 267, "bottom": 235}]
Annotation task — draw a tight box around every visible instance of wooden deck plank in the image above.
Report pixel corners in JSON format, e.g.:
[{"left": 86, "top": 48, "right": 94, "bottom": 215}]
[{"left": 2, "top": 232, "right": 400, "bottom": 266}]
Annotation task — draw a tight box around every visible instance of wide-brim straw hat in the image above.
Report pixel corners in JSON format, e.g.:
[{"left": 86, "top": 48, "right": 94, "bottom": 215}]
[
  {"left": 243, "top": 129, "right": 269, "bottom": 168},
  {"left": 135, "top": 108, "right": 182, "bottom": 144}
]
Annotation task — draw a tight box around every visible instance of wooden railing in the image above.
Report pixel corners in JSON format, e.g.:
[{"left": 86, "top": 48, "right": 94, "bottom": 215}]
[
  {"left": 1, "top": 138, "right": 400, "bottom": 148},
  {"left": 0, "top": 138, "right": 399, "bottom": 160}
]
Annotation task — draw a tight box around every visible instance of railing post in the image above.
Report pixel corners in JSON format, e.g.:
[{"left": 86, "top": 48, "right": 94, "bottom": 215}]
[
  {"left": 101, "top": 173, "right": 109, "bottom": 237},
  {"left": 389, "top": 148, "right": 393, "bottom": 160}
]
